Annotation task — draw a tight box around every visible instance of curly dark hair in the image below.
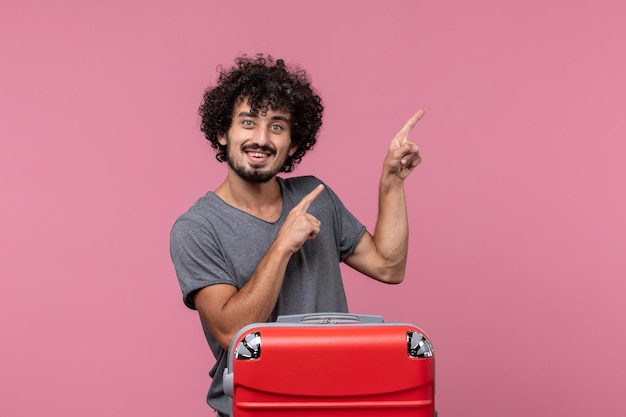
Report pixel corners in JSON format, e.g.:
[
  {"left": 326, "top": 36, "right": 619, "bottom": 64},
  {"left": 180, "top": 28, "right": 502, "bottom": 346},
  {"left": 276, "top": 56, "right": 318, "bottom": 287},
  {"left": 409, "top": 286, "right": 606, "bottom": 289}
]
[{"left": 198, "top": 54, "right": 324, "bottom": 173}]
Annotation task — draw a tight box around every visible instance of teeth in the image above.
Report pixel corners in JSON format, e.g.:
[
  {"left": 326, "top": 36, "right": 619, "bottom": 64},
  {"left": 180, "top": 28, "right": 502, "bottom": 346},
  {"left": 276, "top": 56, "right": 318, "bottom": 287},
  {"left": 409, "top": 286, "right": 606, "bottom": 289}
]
[{"left": 248, "top": 152, "right": 267, "bottom": 158}]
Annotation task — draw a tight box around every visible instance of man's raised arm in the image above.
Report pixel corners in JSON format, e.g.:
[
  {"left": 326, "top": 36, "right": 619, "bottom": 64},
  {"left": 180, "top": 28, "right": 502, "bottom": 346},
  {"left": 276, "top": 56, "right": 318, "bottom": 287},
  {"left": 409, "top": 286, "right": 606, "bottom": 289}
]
[{"left": 344, "top": 110, "right": 425, "bottom": 283}]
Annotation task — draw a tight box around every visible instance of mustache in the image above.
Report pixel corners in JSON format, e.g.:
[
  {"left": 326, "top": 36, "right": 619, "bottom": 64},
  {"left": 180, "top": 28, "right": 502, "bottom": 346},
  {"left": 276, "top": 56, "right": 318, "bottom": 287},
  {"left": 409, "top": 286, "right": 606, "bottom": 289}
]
[{"left": 241, "top": 144, "right": 277, "bottom": 155}]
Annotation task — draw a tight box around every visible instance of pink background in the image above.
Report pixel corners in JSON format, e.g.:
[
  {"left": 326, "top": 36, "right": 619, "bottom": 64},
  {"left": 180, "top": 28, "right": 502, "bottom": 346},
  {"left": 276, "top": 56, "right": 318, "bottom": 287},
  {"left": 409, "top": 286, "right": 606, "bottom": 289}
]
[{"left": 2, "top": 1, "right": 625, "bottom": 415}]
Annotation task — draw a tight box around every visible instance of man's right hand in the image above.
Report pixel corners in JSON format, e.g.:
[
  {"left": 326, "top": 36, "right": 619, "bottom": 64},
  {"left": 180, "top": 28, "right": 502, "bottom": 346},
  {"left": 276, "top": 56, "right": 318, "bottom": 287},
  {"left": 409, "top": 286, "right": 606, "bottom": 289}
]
[{"left": 275, "top": 184, "right": 325, "bottom": 254}]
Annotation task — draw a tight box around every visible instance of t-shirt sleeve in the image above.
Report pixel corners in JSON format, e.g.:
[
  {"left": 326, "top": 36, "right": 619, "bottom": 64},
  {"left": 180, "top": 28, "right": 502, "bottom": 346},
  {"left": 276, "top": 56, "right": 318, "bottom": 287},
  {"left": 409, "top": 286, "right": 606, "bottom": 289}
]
[{"left": 170, "top": 217, "right": 236, "bottom": 310}]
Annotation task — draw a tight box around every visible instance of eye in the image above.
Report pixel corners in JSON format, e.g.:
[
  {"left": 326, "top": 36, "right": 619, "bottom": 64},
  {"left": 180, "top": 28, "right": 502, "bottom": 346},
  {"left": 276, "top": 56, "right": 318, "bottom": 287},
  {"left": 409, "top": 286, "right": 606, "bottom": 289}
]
[
  {"left": 242, "top": 120, "right": 254, "bottom": 128},
  {"left": 270, "top": 124, "right": 284, "bottom": 131}
]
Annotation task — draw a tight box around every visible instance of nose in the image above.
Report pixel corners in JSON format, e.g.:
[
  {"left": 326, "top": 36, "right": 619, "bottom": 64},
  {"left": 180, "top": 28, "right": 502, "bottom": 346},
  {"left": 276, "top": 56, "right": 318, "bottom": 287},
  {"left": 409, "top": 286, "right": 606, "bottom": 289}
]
[{"left": 252, "top": 126, "right": 269, "bottom": 146}]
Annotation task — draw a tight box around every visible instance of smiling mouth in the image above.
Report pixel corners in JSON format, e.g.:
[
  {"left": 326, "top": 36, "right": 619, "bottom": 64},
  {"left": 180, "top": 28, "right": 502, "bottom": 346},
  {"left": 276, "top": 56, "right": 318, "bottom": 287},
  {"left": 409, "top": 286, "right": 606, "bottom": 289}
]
[
  {"left": 242, "top": 145, "right": 276, "bottom": 161},
  {"left": 247, "top": 151, "right": 270, "bottom": 158}
]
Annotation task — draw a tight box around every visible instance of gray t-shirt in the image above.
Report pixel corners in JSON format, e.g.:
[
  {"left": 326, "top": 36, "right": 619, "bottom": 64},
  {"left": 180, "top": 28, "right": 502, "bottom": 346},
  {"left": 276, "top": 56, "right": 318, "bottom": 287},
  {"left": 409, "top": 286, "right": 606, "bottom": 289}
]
[{"left": 170, "top": 175, "right": 366, "bottom": 415}]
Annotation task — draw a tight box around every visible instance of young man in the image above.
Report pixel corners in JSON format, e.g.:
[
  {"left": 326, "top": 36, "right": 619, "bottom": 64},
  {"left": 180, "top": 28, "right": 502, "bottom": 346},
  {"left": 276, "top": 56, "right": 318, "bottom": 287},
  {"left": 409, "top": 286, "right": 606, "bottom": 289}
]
[{"left": 170, "top": 54, "right": 424, "bottom": 416}]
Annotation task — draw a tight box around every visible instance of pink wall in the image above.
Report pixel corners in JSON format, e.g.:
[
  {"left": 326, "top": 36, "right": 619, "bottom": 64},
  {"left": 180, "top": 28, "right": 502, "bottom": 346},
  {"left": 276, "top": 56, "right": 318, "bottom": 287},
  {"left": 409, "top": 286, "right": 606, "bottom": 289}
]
[{"left": 2, "top": 1, "right": 625, "bottom": 415}]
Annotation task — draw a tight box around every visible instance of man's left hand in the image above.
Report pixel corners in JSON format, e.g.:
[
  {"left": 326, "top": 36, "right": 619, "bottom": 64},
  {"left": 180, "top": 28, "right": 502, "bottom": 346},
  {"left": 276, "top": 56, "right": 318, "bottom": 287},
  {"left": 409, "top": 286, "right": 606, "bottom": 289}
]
[{"left": 384, "top": 109, "right": 425, "bottom": 180}]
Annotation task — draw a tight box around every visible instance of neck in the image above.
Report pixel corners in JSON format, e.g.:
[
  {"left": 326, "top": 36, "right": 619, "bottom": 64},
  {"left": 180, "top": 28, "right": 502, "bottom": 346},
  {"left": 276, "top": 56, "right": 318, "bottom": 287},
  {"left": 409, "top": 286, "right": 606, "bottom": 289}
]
[{"left": 215, "top": 171, "right": 283, "bottom": 220}]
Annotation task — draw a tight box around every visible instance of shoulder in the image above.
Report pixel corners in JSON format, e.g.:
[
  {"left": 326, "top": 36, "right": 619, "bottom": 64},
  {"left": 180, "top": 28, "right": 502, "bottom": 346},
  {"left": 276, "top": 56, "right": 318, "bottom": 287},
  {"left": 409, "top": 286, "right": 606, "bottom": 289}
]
[
  {"left": 171, "top": 192, "right": 225, "bottom": 235},
  {"left": 279, "top": 176, "right": 349, "bottom": 213},
  {"left": 279, "top": 175, "right": 335, "bottom": 204},
  {"left": 280, "top": 175, "right": 345, "bottom": 195},
  {"left": 279, "top": 175, "right": 323, "bottom": 192}
]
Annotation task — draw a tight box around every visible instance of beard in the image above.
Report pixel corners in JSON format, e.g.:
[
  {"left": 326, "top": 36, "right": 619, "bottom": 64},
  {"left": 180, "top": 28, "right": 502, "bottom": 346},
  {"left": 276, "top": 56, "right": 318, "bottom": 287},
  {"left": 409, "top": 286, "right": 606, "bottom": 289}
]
[
  {"left": 226, "top": 142, "right": 287, "bottom": 184},
  {"left": 227, "top": 158, "right": 279, "bottom": 183}
]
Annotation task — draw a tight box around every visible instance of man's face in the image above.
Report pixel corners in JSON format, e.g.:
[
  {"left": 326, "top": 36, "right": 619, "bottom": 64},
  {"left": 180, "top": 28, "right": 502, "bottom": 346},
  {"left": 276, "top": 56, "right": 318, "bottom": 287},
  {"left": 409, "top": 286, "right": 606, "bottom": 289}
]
[{"left": 220, "top": 100, "right": 295, "bottom": 184}]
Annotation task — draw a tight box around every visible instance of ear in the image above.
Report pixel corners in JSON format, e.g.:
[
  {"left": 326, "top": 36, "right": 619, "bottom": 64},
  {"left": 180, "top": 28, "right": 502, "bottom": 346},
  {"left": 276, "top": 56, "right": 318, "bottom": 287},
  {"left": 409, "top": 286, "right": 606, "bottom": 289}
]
[
  {"left": 288, "top": 143, "right": 298, "bottom": 156},
  {"left": 218, "top": 133, "right": 227, "bottom": 146}
]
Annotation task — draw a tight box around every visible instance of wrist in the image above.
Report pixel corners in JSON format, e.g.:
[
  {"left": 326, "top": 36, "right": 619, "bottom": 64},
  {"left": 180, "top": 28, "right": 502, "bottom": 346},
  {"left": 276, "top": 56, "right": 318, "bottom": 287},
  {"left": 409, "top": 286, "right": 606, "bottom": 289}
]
[
  {"left": 379, "top": 172, "right": 406, "bottom": 194},
  {"left": 269, "top": 239, "right": 299, "bottom": 258}
]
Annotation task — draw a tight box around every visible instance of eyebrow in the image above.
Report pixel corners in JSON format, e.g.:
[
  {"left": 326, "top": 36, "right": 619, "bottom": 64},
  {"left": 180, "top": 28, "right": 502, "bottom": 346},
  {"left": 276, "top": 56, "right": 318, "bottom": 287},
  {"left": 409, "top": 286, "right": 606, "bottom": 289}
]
[{"left": 236, "top": 111, "right": 290, "bottom": 123}]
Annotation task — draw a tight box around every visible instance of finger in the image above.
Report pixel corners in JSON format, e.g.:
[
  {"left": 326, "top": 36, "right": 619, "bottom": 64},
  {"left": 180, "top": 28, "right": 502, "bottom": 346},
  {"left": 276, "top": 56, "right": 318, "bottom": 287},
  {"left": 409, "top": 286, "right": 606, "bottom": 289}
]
[
  {"left": 306, "top": 214, "right": 322, "bottom": 239},
  {"left": 399, "top": 144, "right": 421, "bottom": 166},
  {"left": 401, "top": 154, "right": 421, "bottom": 168},
  {"left": 397, "top": 142, "right": 419, "bottom": 161},
  {"left": 295, "top": 184, "right": 325, "bottom": 212},
  {"left": 397, "top": 109, "right": 425, "bottom": 139},
  {"left": 403, "top": 152, "right": 422, "bottom": 167}
]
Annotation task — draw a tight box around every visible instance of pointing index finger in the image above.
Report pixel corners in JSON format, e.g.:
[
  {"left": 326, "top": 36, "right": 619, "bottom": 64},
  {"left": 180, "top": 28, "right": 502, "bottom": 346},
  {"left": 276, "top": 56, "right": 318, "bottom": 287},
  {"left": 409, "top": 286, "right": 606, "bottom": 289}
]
[
  {"left": 296, "top": 184, "right": 325, "bottom": 212},
  {"left": 398, "top": 109, "right": 425, "bottom": 137}
]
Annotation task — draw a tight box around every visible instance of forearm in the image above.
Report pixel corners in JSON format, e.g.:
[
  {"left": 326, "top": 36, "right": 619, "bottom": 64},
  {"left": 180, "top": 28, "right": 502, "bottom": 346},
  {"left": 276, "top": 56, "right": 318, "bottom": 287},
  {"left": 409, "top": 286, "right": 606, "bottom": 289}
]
[
  {"left": 373, "top": 173, "right": 409, "bottom": 277},
  {"left": 226, "top": 244, "right": 290, "bottom": 317},
  {"left": 196, "top": 242, "right": 293, "bottom": 349}
]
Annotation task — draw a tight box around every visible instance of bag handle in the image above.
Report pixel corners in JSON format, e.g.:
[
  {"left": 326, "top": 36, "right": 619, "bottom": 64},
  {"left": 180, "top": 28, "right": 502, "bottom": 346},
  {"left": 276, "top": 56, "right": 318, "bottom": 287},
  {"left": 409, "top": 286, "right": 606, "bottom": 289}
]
[{"left": 276, "top": 312, "right": 384, "bottom": 324}]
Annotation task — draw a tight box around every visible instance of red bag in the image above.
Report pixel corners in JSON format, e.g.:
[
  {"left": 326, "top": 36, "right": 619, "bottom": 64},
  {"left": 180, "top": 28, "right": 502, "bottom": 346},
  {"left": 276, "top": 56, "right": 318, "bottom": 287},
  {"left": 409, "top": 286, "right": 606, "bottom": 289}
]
[{"left": 223, "top": 313, "right": 436, "bottom": 416}]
